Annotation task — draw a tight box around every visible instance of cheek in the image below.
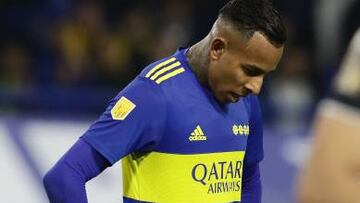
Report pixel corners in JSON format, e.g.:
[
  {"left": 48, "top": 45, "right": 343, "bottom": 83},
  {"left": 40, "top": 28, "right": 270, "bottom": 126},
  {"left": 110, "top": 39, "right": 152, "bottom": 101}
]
[
  {"left": 233, "top": 71, "right": 247, "bottom": 85},
  {"left": 207, "top": 66, "right": 220, "bottom": 88},
  {"left": 209, "top": 56, "right": 245, "bottom": 89},
  {"left": 218, "top": 58, "right": 244, "bottom": 84},
  {"left": 207, "top": 65, "right": 227, "bottom": 94},
  {"left": 209, "top": 68, "right": 240, "bottom": 93},
  {"left": 222, "top": 66, "right": 246, "bottom": 87}
]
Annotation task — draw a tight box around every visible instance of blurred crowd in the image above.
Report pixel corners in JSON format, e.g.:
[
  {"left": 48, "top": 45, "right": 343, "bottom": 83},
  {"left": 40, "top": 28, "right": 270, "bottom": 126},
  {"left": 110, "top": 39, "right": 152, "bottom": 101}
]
[
  {"left": 0, "top": 0, "right": 358, "bottom": 129},
  {"left": 0, "top": 0, "right": 198, "bottom": 89}
]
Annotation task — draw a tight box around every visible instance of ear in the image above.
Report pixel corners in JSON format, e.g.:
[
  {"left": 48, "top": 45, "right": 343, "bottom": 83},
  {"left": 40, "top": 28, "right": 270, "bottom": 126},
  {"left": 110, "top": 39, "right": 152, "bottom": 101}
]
[{"left": 210, "top": 37, "right": 226, "bottom": 60}]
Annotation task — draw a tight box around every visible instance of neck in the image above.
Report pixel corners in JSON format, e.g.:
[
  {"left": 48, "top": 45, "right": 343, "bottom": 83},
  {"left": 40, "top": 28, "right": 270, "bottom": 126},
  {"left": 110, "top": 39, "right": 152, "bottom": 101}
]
[{"left": 186, "top": 37, "right": 210, "bottom": 87}]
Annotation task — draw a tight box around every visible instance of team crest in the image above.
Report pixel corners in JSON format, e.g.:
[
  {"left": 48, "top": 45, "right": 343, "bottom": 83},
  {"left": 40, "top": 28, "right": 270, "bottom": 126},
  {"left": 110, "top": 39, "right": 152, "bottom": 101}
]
[{"left": 111, "top": 96, "right": 136, "bottom": 120}]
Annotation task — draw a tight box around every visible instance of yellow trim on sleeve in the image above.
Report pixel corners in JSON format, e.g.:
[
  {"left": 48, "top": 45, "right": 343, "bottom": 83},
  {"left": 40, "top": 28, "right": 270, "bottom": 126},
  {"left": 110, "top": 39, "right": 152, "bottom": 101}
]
[
  {"left": 150, "top": 61, "right": 181, "bottom": 80},
  {"left": 145, "top": 57, "right": 177, "bottom": 78},
  {"left": 155, "top": 67, "right": 185, "bottom": 84}
]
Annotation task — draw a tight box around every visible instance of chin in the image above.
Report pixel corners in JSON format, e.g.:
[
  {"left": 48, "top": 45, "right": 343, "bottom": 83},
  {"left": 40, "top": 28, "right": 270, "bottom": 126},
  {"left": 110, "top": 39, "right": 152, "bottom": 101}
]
[
  {"left": 213, "top": 90, "right": 231, "bottom": 104},
  {"left": 212, "top": 94, "right": 225, "bottom": 104},
  {"left": 216, "top": 94, "right": 231, "bottom": 104}
]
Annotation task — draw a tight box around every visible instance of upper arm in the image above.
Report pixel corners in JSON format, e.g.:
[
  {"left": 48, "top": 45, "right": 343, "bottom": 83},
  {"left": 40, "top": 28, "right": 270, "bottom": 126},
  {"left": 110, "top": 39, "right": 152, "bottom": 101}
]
[
  {"left": 82, "top": 77, "right": 167, "bottom": 165},
  {"left": 244, "top": 95, "right": 264, "bottom": 165}
]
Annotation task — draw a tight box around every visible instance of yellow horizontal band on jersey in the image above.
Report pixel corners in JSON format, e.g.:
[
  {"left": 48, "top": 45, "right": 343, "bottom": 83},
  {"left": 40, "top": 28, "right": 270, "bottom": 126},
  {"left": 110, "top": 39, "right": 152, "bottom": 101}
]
[
  {"left": 145, "top": 57, "right": 177, "bottom": 78},
  {"left": 122, "top": 151, "right": 245, "bottom": 203},
  {"left": 155, "top": 67, "right": 185, "bottom": 84}
]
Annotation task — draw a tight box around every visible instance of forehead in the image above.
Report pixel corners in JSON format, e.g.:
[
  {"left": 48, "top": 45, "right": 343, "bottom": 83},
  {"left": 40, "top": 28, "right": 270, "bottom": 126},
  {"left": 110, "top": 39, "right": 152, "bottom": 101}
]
[{"left": 228, "top": 31, "right": 284, "bottom": 71}]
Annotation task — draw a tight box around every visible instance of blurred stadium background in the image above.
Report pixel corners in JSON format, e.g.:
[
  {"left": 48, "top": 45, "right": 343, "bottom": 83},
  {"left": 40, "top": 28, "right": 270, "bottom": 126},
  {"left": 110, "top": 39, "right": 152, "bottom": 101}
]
[{"left": 0, "top": 0, "right": 359, "bottom": 202}]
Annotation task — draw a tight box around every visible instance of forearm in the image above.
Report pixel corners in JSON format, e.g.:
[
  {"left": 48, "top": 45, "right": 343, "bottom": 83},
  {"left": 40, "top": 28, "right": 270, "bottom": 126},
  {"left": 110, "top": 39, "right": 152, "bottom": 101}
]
[
  {"left": 43, "top": 138, "right": 110, "bottom": 203},
  {"left": 241, "top": 163, "right": 262, "bottom": 203}
]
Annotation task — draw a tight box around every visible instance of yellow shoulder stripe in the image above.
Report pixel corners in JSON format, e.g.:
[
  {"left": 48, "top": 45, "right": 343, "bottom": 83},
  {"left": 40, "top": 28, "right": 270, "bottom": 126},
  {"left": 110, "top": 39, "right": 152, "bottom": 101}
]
[
  {"left": 150, "top": 61, "right": 181, "bottom": 80},
  {"left": 145, "top": 57, "right": 176, "bottom": 78},
  {"left": 155, "top": 68, "right": 185, "bottom": 84}
]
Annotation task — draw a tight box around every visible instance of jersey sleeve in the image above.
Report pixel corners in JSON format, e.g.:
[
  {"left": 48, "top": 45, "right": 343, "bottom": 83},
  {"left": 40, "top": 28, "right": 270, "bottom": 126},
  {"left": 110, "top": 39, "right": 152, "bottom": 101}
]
[
  {"left": 244, "top": 94, "right": 264, "bottom": 165},
  {"left": 81, "top": 76, "right": 167, "bottom": 165}
]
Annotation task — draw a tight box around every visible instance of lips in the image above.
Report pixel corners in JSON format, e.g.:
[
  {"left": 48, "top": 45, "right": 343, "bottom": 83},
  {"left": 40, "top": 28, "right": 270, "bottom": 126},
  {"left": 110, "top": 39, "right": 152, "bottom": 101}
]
[{"left": 228, "top": 92, "right": 242, "bottom": 103}]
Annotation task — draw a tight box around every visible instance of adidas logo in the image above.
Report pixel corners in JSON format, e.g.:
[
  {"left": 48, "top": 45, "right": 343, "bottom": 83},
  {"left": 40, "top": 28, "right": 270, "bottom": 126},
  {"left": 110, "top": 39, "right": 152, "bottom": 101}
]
[{"left": 189, "top": 125, "right": 207, "bottom": 141}]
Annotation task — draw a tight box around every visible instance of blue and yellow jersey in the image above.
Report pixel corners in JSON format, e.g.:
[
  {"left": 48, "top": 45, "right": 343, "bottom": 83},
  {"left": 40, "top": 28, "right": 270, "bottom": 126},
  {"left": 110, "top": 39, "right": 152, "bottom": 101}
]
[{"left": 82, "top": 48, "right": 263, "bottom": 203}]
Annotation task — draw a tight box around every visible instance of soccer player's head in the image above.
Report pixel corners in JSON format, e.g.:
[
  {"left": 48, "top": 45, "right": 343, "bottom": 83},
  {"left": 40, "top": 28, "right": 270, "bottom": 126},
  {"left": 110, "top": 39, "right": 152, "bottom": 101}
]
[{"left": 205, "top": 0, "right": 286, "bottom": 103}]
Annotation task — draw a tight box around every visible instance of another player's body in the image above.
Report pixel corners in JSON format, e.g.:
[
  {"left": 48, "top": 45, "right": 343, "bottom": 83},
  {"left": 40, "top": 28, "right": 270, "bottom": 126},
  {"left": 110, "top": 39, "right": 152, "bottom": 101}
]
[
  {"left": 43, "top": 0, "right": 286, "bottom": 202},
  {"left": 297, "top": 28, "right": 360, "bottom": 203}
]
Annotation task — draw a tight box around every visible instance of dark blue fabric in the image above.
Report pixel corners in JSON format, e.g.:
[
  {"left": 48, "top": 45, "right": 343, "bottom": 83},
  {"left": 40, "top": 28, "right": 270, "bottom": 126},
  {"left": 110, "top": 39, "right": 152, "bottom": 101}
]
[
  {"left": 82, "top": 48, "right": 263, "bottom": 161},
  {"left": 43, "top": 138, "right": 110, "bottom": 203},
  {"left": 244, "top": 94, "right": 264, "bottom": 165},
  {"left": 240, "top": 163, "right": 262, "bottom": 203},
  {"left": 81, "top": 77, "right": 167, "bottom": 164},
  {"left": 176, "top": 48, "right": 264, "bottom": 164}
]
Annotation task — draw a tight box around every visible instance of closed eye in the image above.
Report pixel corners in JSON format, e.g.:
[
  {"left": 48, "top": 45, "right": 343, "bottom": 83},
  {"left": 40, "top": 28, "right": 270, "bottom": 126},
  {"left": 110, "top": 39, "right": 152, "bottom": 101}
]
[{"left": 241, "top": 65, "right": 265, "bottom": 77}]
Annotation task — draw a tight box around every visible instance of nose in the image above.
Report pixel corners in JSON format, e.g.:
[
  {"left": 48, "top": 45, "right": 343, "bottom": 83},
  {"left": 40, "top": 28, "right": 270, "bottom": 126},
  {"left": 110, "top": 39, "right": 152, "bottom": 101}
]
[{"left": 244, "top": 76, "right": 263, "bottom": 95}]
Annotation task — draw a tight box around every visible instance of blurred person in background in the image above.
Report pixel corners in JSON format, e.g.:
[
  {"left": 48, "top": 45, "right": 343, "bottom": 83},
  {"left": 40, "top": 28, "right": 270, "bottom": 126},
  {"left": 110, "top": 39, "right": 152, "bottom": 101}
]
[
  {"left": 296, "top": 28, "right": 360, "bottom": 203},
  {"left": 43, "top": 0, "right": 286, "bottom": 202},
  {"left": 54, "top": 1, "right": 110, "bottom": 87},
  {"left": 0, "top": 44, "right": 33, "bottom": 89},
  {"left": 267, "top": 44, "right": 314, "bottom": 133}
]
